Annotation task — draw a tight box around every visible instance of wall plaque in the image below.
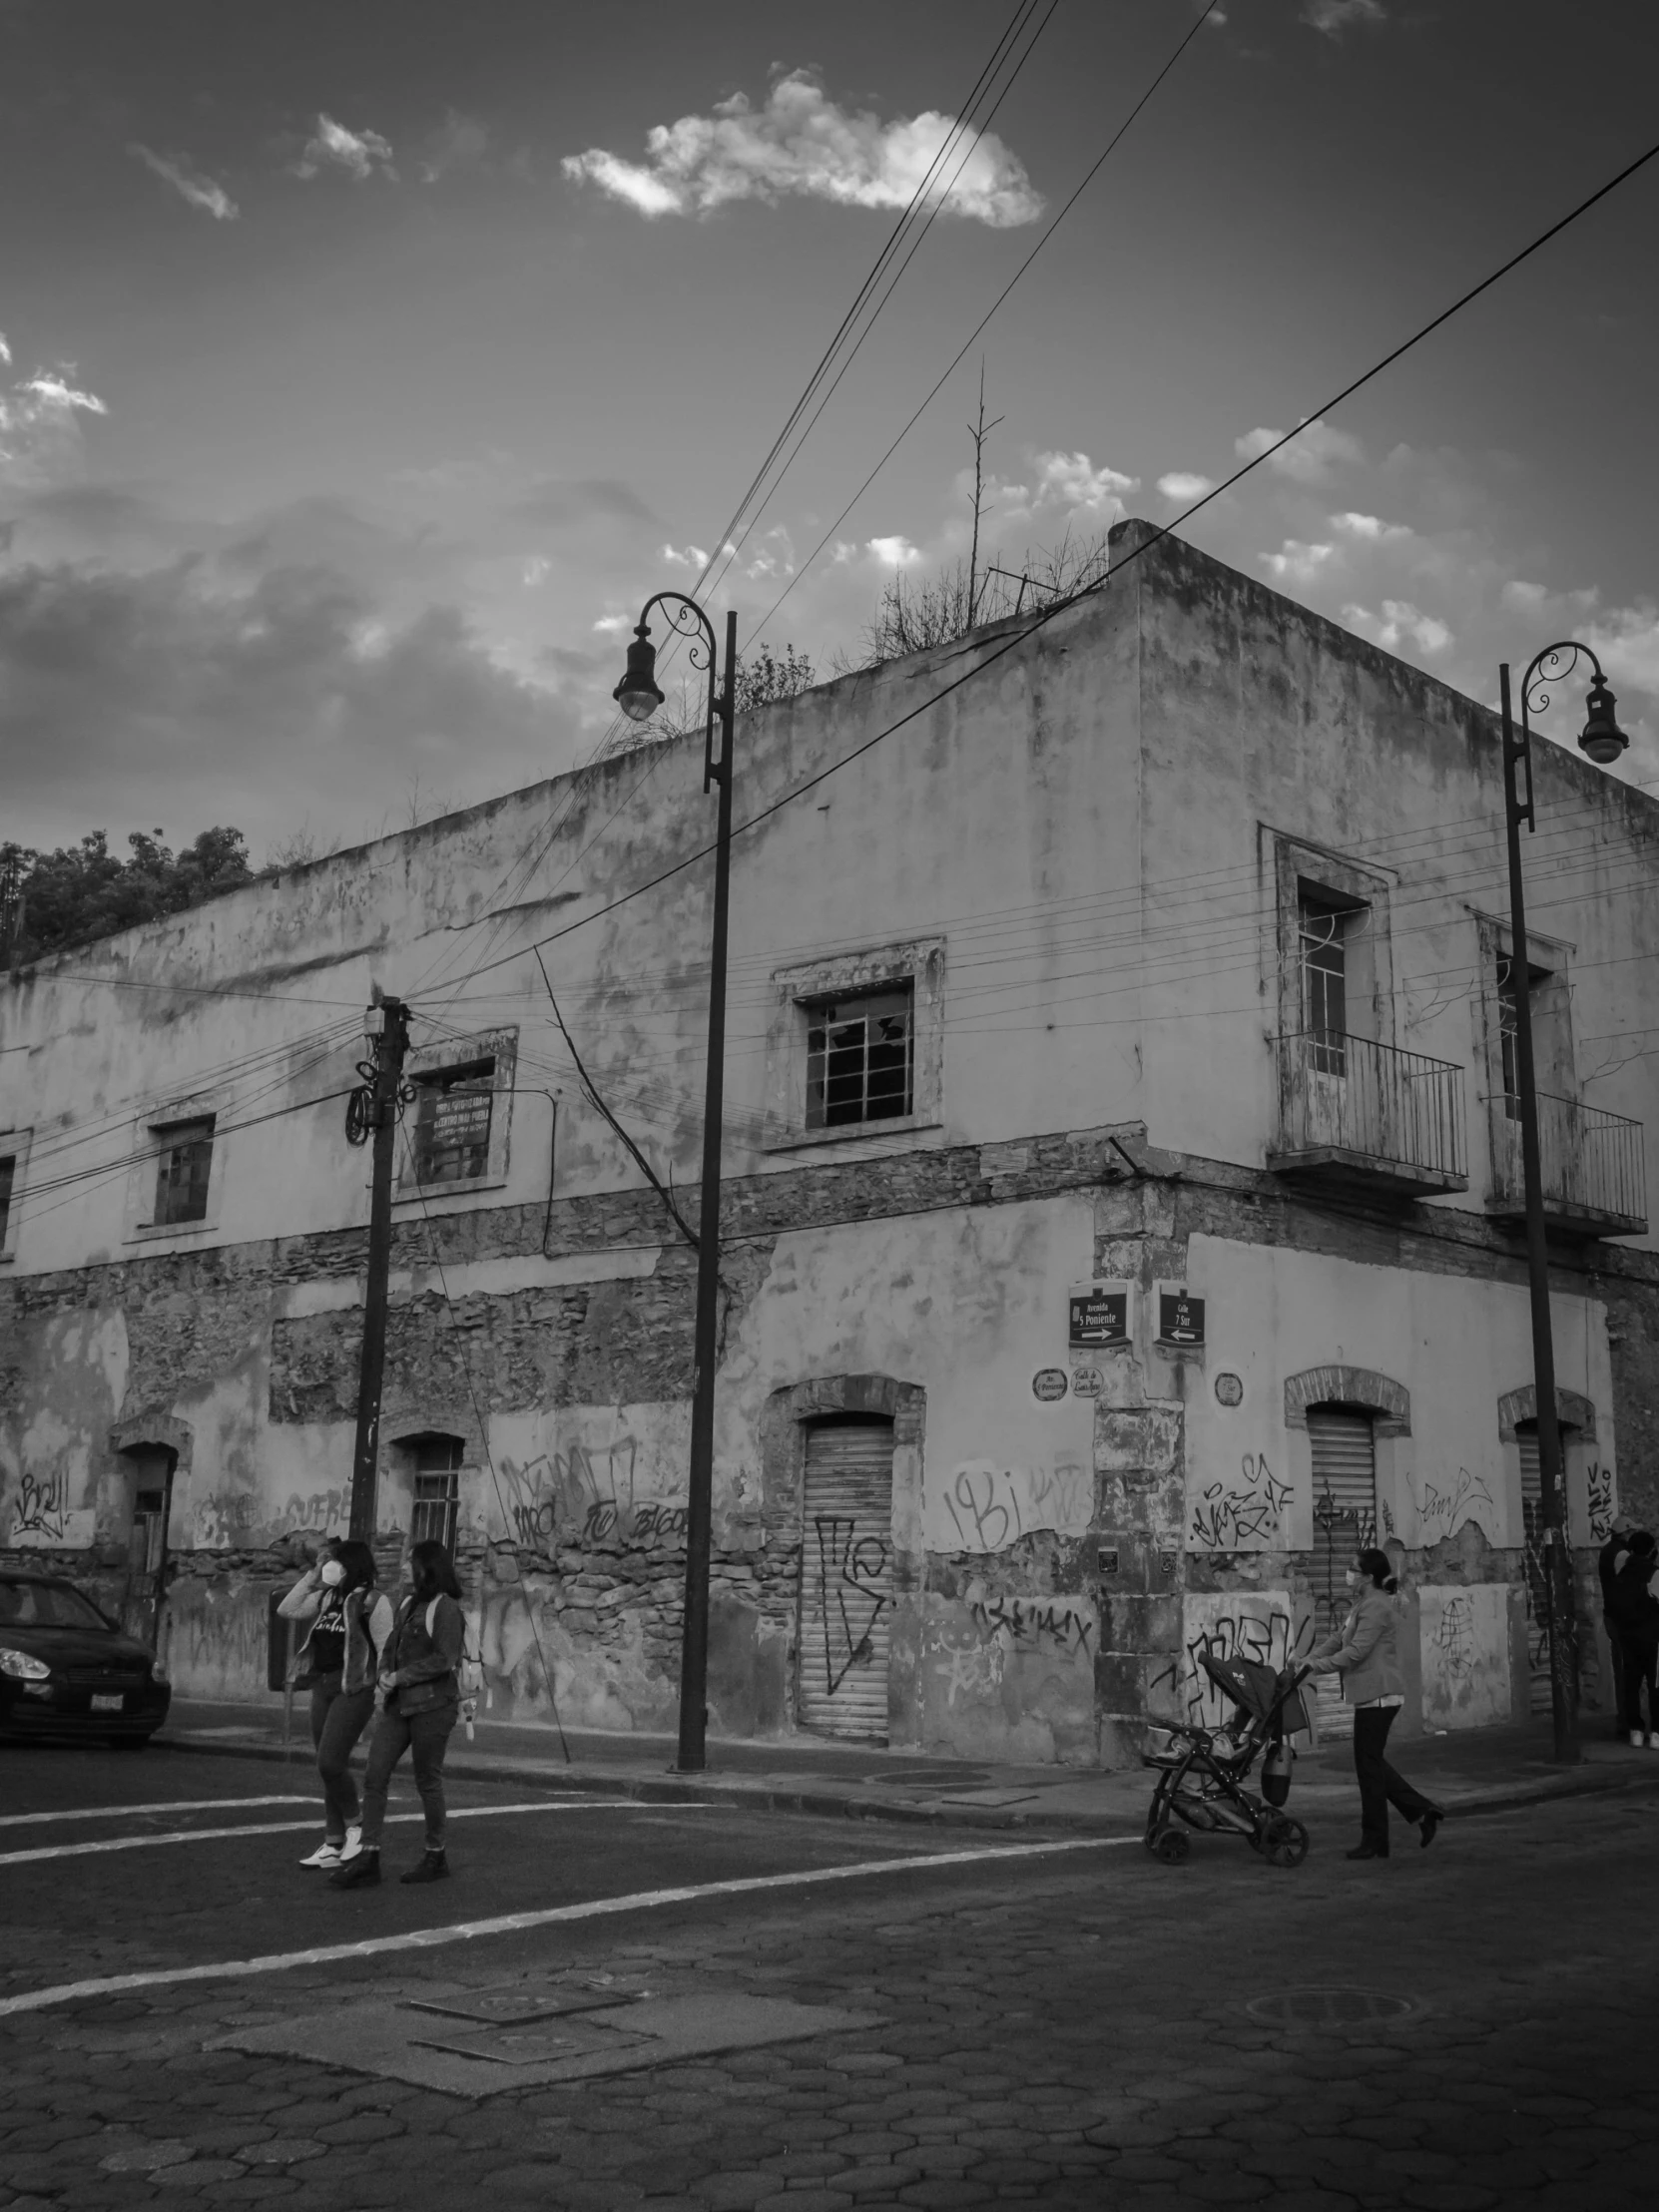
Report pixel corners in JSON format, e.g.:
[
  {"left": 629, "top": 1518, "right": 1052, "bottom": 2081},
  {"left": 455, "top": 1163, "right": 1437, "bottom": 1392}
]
[
  {"left": 1214, "top": 1372, "right": 1245, "bottom": 1408},
  {"left": 1031, "top": 1368, "right": 1070, "bottom": 1403},
  {"left": 1068, "top": 1281, "right": 1131, "bottom": 1351}
]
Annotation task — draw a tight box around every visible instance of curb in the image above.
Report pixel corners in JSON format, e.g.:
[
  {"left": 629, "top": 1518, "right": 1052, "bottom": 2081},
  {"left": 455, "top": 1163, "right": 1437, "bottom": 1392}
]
[{"left": 152, "top": 1725, "right": 1659, "bottom": 1834}]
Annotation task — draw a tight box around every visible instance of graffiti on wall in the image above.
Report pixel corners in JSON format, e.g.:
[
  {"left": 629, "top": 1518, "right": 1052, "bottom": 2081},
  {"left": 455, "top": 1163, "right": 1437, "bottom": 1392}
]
[
  {"left": 808, "top": 1516, "right": 888, "bottom": 1697},
  {"left": 1151, "top": 1590, "right": 1314, "bottom": 1731},
  {"left": 1586, "top": 1461, "right": 1615, "bottom": 1545},
  {"left": 1188, "top": 1453, "right": 1294, "bottom": 1550},
  {"left": 937, "top": 1460, "right": 1091, "bottom": 1553},
  {"left": 1405, "top": 1466, "right": 1494, "bottom": 1545},
  {"left": 493, "top": 1432, "right": 684, "bottom": 1564},
  {"left": 1418, "top": 1582, "right": 1509, "bottom": 1729},
  {"left": 965, "top": 1580, "right": 1095, "bottom": 1656},
  {"left": 9, "top": 1470, "right": 68, "bottom": 1542}
]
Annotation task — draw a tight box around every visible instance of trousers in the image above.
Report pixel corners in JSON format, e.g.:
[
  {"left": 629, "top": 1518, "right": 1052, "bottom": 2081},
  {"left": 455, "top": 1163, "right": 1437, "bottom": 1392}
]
[
  {"left": 1619, "top": 1636, "right": 1658, "bottom": 1736},
  {"left": 307, "top": 1678, "right": 376, "bottom": 1843},
  {"left": 360, "top": 1700, "right": 458, "bottom": 1852},
  {"left": 1352, "top": 1704, "right": 1435, "bottom": 1854}
]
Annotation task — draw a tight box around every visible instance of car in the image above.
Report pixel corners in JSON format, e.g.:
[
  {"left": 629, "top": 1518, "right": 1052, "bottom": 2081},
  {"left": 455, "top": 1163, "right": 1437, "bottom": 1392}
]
[{"left": 0, "top": 1570, "right": 172, "bottom": 1747}]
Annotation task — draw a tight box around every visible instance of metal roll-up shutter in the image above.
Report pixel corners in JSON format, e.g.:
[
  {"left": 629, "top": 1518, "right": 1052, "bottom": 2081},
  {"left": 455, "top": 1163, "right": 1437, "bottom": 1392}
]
[
  {"left": 1309, "top": 1408, "right": 1379, "bottom": 1741},
  {"left": 1517, "top": 1426, "right": 1550, "bottom": 1714},
  {"left": 798, "top": 1419, "right": 894, "bottom": 1741}
]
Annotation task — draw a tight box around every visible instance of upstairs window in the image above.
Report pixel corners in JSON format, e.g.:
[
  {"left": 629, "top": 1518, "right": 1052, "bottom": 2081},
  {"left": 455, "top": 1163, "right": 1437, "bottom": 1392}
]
[
  {"left": 1299, "top": 899, "right": 1354, "bottom": 1075},
  {"left": 153, "top": 1118, "right": 214, "bottom": 1227},
  {"left": 806, "top": 985, "right": 914, "bottom": 1129},
  {"left": 1496, "top": 955, "right": 1551, "bottom": 1122},
  {"left": 0, "top": 1153, "right": 14, "bottom": 1251},
  {"left": 411, "top": 1060, "right": 494, "bottom": 1185}
]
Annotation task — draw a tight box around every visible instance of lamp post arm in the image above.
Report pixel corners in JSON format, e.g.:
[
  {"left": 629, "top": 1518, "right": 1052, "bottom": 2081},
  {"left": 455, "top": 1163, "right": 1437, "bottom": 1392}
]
[{"left": 633, "top": 591, "right": 723, "bottom": 775}]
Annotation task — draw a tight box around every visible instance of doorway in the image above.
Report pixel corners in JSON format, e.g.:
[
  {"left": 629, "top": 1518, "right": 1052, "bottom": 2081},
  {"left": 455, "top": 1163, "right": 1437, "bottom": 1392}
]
[
  {"left": 1308, "top": 1405, "right": 1379, "bottom": 1740},
  {"left": 797, "top": 1416, "right": 894, "bottom": 1741}
]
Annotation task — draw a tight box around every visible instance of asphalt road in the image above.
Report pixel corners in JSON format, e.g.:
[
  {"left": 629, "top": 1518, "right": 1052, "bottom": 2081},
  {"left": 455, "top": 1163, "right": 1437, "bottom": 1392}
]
[{"left": 0, "top": 1742, "right": 1653, "bottom": 2209}]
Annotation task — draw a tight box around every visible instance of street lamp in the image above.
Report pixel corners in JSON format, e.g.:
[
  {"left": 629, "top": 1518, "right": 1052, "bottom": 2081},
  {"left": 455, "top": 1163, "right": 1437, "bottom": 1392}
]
[
  {"left": 1497, "top": 640, "right": 1627, "bottom": 1766},
  {"left": 612, "top": 593, "right": 738, "bottom": 1774}
]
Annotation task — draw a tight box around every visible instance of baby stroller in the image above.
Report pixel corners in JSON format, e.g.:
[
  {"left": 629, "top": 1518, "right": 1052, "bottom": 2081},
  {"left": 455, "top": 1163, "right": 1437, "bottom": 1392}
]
[{"left": 1143, "top": 1649, "right": 1315, "bottom": 1869}]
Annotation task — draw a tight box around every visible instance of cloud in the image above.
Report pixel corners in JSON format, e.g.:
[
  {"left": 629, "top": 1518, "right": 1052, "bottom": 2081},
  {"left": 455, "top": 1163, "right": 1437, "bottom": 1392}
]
[
  {"left": 1236, "top": 418, "right": 1365, "bottom": 486},
  {"left": 1263, "top": 540, "right": 1337, "bottom": 588},
  {"left": 867, "top": 535, "right": 922, "bottom": 569},
  {"left": 0, "top": 554, "right": 570, "bottom": 851},
  {"left": 661, "top": 542, "right": 710, "bottom": 571},
  {"left": 506, "top": 477, "right": 656, "bottom": 528},
  {"left": 562, "top": 68, "right": 1042, "bottom": 228},
  {"left": 419, "top": 110, "right": 490, "bottom": 183},
  {"left": 1, "top": 358, "right": 108, "bottom": 490},
  {"left": 1331, "top": 510, "right": 1412, "bottom": 545},
  {"left": 130, "top": 145, "right": 239, "bottom": 221},
  {"left": 1157, "top": 470, "right": 1215, "bottom": 503},
  {"left": 1343, "top": 598, "right": 1452, "bottom": 656},
  {"left": 1303, "top": 0, "right": 1386, "bottom": 33},
  {"left": 0, "top": 332, "right": 11, "bottom": 365},
  {"left": 1587, "top": 606, "right": 1659, "bottom": 702},
  {"left": 294, "top": 114, "right": 396, "bottom": 183}
]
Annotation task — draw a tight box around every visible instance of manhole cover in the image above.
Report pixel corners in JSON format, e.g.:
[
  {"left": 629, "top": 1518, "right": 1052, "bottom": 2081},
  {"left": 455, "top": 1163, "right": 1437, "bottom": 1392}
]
[{"left": 1246, "top": 1986, "right": 1415, "bottom": 2026}]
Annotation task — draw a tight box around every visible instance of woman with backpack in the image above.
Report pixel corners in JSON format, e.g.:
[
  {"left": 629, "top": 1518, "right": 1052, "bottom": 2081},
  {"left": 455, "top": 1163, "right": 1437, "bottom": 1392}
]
[
  {"left": 277, "top": 1537, "right": 394, "bottom": 1870},
  {"left": 332, "top": 1538, "right": 467, "bottom": 1889}
]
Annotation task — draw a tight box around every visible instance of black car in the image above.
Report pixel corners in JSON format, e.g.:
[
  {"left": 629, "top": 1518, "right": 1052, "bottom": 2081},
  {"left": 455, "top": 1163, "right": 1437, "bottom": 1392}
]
[{"left": 0, "top": 1571, "right": 172, "bottom": 1746}]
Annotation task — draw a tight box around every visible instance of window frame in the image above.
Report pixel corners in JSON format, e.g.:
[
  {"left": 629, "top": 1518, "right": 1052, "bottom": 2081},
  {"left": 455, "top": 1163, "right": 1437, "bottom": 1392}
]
[
  {"left": 804, "top": 982, "right": 916, "bottom": 1131},
  {"left": 1270, "top": 831, "right": 1394, "bottom": 1055},
  {"left": 396, "top": 1028, "right": 518, "bottom": 1201},
  {"left": 1473, "top": 913, "right": 1576, "bottom": 1112},
  {"left": 401, "top": 1434, "right": 465, "bottom": 1551},
  {"left": 126, "top": 1094, "right": 222, "bottom": 1244},
  {"left": 152, "top": 1116, "right": 216, "bottom": 1228},
  {"left": 0, "top": 1127, "right": 31, "bottom": 1264},
  {"left": 765, "top": 938, "right": 945, "bottom": 1152}
]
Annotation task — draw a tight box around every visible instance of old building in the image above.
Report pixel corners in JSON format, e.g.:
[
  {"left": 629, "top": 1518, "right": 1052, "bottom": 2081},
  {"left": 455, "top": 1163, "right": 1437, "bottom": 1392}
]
[{"left": 2, "top": 519, "right": 1654, "bottom": 1762}]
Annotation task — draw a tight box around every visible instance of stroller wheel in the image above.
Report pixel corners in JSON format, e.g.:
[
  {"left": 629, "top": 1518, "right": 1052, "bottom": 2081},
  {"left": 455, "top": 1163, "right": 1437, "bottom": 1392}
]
[
  {"left": 1152, "top": 1830, "right": 1191, "bottom": 1866},
  {"left": 1263, "top": 1815, "right": 1309, "bottom": 1869}
]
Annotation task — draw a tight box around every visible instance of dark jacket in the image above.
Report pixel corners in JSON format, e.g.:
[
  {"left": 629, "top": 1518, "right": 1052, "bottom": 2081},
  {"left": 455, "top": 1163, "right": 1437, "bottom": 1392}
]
[
  {"left": 1600, "top": 1533, "right": 1630, "bottom": 1606},
  {"left": 1606, "top": 1556, "right": 1659, "bottom": 1641},
  {"left": 381, "top": 1590, "right": 465, "bottom": 1717},
  {"left": 277, "top": 1574, "right": 394, "bottom": 1694}
]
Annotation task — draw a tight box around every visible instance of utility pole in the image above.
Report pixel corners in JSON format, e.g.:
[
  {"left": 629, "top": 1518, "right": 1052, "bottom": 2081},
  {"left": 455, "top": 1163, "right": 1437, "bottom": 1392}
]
[
  {"left": 964, "top": 359, "right": 1003, "bottom": 629},
  {"left": 347, "top": 995, "right": 411, "bottom": 1543}
]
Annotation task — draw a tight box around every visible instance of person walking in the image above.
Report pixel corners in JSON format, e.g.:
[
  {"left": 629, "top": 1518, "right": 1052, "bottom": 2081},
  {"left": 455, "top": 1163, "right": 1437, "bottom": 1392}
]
[
  {"left": 278, "top": 1538, "right": 394, "bottom": 1870},
  {"left": 1607, "top": 1530, "right": 1659, "bottom": 1748},
  {"left": 1600, "top": 1512, "right": 1636, "bottom": 1733},
  {"left": 332, "top": 1539, "right": 466, "bottom": 1889},
  {"left": 1310, "top": 1547, "right": 1444, "bottom": 1862}
]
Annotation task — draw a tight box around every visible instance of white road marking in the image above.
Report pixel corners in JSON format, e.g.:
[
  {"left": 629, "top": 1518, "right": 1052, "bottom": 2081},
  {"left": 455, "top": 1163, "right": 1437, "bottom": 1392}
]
[
  {"left": 0, "top": 1801, "right": 670, "bottom": 1869},
  {"left": 0, "top": 1796, "right": 314, "bottom": 1831},
  {"left": 0, "top": 1836, "right": 1135, "bottom": 2016}
]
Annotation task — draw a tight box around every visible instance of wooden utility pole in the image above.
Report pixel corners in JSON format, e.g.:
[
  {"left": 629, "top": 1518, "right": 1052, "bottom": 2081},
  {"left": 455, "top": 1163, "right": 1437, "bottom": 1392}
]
[
  {"left": 348, "top": 995, "right": 411, "bottom": 1543},
  {"left": 965, "top": 359, "right": 1004, "bottom": 628}
]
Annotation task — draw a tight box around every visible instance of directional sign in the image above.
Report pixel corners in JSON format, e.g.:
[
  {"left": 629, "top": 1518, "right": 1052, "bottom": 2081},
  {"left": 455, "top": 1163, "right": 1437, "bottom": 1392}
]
[{"left": 1068, "top": 1282, "right": 1131, "bottom": 1351}]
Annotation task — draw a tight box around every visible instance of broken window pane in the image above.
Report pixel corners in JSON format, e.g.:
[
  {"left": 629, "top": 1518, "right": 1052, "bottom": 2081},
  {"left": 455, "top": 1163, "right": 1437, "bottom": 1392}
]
[
  {"left": 806, "top": 985, "right": 914, "bottom": 1129},
  {"left": 411, "top": 1059, "right": 495, "bottom": 1184}
]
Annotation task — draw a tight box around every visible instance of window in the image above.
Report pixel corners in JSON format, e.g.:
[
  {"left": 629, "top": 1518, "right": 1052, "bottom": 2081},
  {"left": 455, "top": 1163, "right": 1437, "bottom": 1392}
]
[
  {"left": 408, "top": 1435, "right": 463, "bottom": 1549},
  {"left": 411, "top": 1060, "right": 494, "bottom": 1185},
  {"left": 1299, "top": 900, "right": 1351, "bottom": 1074},
  {"left": 806, "top": 985, "right": 914, "bottom": 1129},
  {"left": 1496, "top": 954, "right": 1553, "bottom": 1122},
  {"left": 0, "top": 1154, "right": 13, "bottom": 1251},
  {"left": 153, "top": 1118, "right": 214, "bottom": 1227}
]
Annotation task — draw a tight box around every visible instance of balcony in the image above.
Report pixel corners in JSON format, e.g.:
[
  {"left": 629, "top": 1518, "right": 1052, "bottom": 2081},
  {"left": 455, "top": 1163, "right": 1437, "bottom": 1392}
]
[
  {"left": 1486, "top": 1091, "right": 1647, "bottom": 1238},
  {"left": 1269, "top": 1032, "right": 1468, "bottom": 1198}
]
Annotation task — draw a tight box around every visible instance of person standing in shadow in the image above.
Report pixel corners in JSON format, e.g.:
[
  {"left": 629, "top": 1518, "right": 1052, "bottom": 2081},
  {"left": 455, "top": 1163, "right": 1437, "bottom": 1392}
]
[
  {"left": 1310, "top": 1547, "right": 1444, "bottom": 1862},
  {"left": 1607, "top": 1530, "right": 1659, "bottom": 1748}
]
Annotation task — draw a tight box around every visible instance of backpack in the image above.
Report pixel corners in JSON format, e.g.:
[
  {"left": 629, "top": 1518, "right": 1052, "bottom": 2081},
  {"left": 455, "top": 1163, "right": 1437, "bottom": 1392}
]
[{"left": 426, "top": 1597, "right": 485, "bottom": 1699}]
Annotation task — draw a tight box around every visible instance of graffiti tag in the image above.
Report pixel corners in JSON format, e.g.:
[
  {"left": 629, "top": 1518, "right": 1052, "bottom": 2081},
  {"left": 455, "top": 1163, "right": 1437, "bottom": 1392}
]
[
  {"left": 941, "top": 1461, "right": 1090, "bottom": 1553},
  {"left": 966, "top": 1583, "right": 1094, "bottom": 1656},
  {"left": 1189, "top": 1453, "right": 1294, "bottom": 1549},
  {"left": 9, "top": 1470, "right": 70, "bottom": 1543},
  {"left": 810, "top": 1515, "right": 888, "bottom": 1697},
  {"left": 1586, "top": 1461, "right": 1614, "bottom": 1545},
  {"left": 1408, "top": 1466, "right": 1494, "bottom": 1542}
]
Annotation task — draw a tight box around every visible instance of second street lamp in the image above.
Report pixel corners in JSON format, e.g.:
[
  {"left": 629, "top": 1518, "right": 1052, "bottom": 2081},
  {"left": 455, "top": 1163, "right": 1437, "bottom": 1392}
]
[
  {"left": 613, "top": 591, "right": 737, "bottom": 1774},
  {"left": 1497, "top": 639, "right": 1627, "bottom": 1766}
]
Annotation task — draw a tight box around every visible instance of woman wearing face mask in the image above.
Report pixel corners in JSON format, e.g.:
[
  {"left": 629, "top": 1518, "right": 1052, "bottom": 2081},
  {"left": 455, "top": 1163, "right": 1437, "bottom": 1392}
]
[
  {"left": 277, "top": 1537, "right": 394, "bottom": 1870},
  {"left": 1309, "top": 1547, "right": 1444, "bottom": 1861}
]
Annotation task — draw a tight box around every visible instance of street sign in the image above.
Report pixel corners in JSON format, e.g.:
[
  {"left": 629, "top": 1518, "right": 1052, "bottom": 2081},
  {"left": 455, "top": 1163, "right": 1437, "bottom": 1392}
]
[
  {"left": 1068, "top": 1282, "right": 1131, "bottom": 1350},
  {"left": 1156, "top": 1289, "right": 1205, "bottom": 1347},
  {"left": 1032, "top": 1368, "right": 1069, "bottom": 1402}
]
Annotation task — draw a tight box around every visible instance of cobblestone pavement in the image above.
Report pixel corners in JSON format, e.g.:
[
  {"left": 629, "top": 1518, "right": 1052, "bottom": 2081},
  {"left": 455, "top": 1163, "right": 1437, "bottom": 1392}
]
[{"left": 0, "top": 1748, "right": 1652, "bottom": 2209}]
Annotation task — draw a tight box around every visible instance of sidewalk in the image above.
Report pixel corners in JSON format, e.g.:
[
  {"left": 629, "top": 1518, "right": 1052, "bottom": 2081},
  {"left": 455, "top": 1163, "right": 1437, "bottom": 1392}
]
[{"left": 161, "top": 1696, "right": 1659, "bottom": 1833}]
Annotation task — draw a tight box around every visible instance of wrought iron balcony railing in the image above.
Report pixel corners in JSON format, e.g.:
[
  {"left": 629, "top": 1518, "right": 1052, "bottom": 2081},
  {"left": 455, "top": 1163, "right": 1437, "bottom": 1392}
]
[
  {"left": 1486, "top": 1090, "right": 1646, "bottom": 1237},
  {"left": 1269, "top": 1031, "right": 1468, "bottom": 1197}
]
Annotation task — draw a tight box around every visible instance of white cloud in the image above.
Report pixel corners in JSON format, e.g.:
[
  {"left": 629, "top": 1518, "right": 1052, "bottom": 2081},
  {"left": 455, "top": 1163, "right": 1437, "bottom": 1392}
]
[
  {"left": 1587, "top": 606, "right": 1659, "bottom": 700},
  {"left": 661, "top": 542, "right": 710, "bottom": 571},
  {"left": 0, "top": 332, "right": 11, "bottom": 366},
  {"left": 867, "top": 535, "right": 922, "bottom": 569},
  {"left": 562, "top": 69, "right": 1042, "bottom": 228},
  {"left": 1157, "top": 470, "right": 1215, "bottom": 503},
  {"left": 592, "top": 612, "right": 632, "bottom": 636},
  {"left": 295, "top": 115, "right": 396, "bottom": 184},
  {"left": 1, "top": 358, "right": 108, "bottom": 489},
  {"left": 1344, "top": 599, "right": 1452, "bottom": 656},
  {"left": 1263, "top": 540, "right": 1336, "bottom": 587},
  {"left": 1303, "top": 1, "right": 1386, "bottom": 34},
  {"left": 1235, "top": 418, "right": 1365, "bottom": 486},
  {"left": 130, "top": 145, "right": 240, "bottom": 221},
  {"left": 522, "top": 556, "right": 552, "bottom": 587},
  {"left": 1332, "top": 510, "right": 1411, "bottom": 545},
  {"left": 1030, "top": 450, "right": 1137, "bottom": 515}
]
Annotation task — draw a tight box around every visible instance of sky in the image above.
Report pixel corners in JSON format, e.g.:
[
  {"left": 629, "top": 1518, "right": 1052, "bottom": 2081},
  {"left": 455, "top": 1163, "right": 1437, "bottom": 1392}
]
[{"left": 2, "top": 0, "right": 1657, "bottom": 862}]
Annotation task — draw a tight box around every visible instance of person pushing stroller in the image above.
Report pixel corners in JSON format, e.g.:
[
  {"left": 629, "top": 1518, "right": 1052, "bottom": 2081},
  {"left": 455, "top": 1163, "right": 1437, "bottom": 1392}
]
[{"left": 1309, "top": 1547, "right": 1444, "bottom": 1861}]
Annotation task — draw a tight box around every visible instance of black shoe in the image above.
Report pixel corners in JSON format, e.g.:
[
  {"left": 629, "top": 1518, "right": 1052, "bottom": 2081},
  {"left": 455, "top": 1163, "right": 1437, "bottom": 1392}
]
[
  {"left": 329, "top": 1849, "right": 381, "bottom": 1889},
  {"left": 400, "top": 1850, "right": 450, "bottom": 1885},
  {"left": 1346, "top": 1843, "right": 1387, "bottom": 1860},
  {"left": 1418, "top": 1807, "right": 1444, "bottom": 1850}
]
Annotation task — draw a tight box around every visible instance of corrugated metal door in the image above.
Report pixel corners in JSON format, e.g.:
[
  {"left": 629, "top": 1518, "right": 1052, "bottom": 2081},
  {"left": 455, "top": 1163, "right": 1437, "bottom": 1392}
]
[
  {"left": 1309, "top": 1408, "right": 1379, "bottom": 1741},
  {"left": 1517, "top": 1427, "right": 1551, "bottom": 1715},
  {"left": 798, "top": 1419, "right": 894, "bottom": 1741}
]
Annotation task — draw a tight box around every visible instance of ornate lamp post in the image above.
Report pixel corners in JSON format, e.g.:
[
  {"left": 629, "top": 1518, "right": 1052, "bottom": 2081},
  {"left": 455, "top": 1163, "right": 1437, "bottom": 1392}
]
[
  {"left": 613, "top": 593, "right": 738, "bottom": 1773},
  {"left": 1498, "top": 641, "right": 1627, "bottom": 1765}
]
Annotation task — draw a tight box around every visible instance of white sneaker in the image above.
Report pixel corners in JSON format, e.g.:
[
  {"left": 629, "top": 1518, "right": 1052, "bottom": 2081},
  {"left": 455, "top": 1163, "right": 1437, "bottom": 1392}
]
[
  {"left": 298, "top": 1840, "right": 342, "bottom": 1869},
  {"left": 336, "top": 1826, "right": 364, "bottom": 1863},
  {"left": 1631, "top": 1730, "right": 1645, "bottom": 1748}
]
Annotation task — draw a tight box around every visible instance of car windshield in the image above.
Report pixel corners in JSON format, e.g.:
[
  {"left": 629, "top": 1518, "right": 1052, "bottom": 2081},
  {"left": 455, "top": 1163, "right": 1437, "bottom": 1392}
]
[{"left": 0, "top": 1580, "right": 111, "bottom": 1631}]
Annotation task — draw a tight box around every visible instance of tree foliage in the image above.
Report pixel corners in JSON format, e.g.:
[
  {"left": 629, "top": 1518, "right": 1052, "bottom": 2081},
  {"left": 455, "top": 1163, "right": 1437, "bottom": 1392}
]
[
  {"left": 0, "top": 828, "right": 255, "bottom": 962},
  {"left": 860, "top": 528, "right": 1118, "bottom": 668}
]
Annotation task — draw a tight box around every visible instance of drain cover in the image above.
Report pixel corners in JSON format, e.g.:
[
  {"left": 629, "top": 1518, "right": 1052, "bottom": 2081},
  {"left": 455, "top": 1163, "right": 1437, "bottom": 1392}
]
[{"left": 1246, "top": 1986, "right": 1415, "bottom": 2026}]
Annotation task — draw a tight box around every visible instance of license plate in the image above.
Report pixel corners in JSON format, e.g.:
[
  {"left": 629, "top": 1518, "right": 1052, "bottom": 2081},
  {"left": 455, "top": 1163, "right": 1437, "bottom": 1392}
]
[{"left": 90, "top": 1693, "right": 125, "bottom": 1712}]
